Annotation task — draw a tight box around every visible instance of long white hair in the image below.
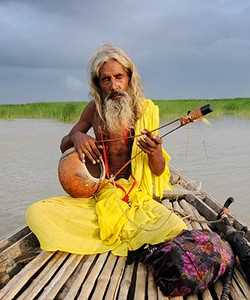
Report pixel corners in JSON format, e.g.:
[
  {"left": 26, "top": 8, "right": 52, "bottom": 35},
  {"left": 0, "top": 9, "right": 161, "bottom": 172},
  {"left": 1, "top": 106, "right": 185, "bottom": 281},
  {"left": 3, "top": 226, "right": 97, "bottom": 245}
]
[{"left": 88, "top": 44, "right": 144, "bottom": 133}]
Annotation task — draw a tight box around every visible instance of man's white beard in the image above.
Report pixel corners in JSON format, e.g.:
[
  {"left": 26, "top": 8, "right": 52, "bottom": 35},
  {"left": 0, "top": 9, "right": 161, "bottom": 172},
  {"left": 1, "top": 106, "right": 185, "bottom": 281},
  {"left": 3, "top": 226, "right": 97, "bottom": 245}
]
[{"left": 103, "top": 92, "right": 135, "bottom": 134}]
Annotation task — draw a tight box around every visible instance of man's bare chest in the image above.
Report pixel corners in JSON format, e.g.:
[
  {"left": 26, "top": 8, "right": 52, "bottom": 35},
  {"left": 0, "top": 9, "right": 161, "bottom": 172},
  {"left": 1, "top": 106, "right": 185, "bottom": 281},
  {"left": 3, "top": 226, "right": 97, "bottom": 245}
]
[{"left": 106, "top": 139, "right": 130, "bottom": 160}]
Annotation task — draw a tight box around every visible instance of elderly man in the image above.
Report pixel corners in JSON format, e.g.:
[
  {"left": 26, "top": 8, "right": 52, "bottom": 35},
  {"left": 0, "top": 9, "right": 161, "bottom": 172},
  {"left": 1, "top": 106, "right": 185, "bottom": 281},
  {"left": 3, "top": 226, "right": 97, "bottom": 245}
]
[{"left": 26, "top": 44, "right": 187, "bottom": 256}]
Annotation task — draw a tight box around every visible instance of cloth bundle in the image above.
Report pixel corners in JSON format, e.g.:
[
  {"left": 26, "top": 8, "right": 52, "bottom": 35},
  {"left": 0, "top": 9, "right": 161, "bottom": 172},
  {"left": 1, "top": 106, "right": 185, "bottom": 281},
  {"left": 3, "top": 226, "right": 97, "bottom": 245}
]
[{"left": 127, "top": 229, "right": 235, "bottom": 297}]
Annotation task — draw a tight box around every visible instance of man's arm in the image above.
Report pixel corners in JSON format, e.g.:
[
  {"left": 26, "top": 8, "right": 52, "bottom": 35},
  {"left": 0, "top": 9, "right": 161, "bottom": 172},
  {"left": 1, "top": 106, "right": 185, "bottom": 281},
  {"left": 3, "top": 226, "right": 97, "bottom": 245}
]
[{"left": 60, "top": 101, "right": 102, "bottom": 164}]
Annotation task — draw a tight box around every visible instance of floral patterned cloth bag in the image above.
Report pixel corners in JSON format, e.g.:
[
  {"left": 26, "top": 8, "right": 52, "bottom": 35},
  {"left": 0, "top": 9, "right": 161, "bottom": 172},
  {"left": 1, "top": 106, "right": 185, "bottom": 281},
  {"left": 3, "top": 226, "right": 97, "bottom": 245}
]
[{"left": 127, "top": 229, "right": 234, "bottom": 297}]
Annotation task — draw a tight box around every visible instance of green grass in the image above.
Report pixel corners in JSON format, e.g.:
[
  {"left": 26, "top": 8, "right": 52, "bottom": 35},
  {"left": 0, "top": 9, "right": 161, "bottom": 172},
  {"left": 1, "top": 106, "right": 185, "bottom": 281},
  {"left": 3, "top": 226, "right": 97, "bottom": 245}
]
[
  {"left": 0, "top": 102, "right": 87, "bottom": 122},
  {"left": 0, "top": 98, "right": 250, "bottom": 122},
  {"left": 154, "top": 98, "right": 250, "bottom": 118}
]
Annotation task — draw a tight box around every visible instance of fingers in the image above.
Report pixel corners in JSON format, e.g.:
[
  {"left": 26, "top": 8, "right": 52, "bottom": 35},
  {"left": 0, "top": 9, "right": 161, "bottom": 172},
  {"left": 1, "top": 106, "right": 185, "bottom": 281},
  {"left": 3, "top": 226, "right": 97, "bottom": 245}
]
[
  {"left": 136, "top": 129, "right": 162, "bottom": 154},
  {"left": 75, "top": 146, "right": 84, "bottom": 162},
  {"left": 79, "top": 142, "right": 102, "bottom": 164},
  {"left": 141, "top": 129, "right": 162, "bottom": 144},
  {"left": 72, "top": 132, "right": 102, "bottom": 164}
]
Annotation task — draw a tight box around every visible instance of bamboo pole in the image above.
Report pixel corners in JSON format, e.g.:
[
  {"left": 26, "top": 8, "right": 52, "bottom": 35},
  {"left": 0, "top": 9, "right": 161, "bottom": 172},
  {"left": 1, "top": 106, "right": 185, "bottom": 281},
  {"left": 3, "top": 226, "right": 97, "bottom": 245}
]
[
  {"left": 56, "top": 256, "right": 88, "bottom": 299},
  {"left": 214, "top": 280, "right": 224, "bottom": 297},
  {"left": 162, "top": 198, "right": 172, "bottom": 210},
  {"left": 0, "top": 251, "right": 54, "bottom": 300},
  {"left": 179, "top": 199, "right": 202, "bottom": 230},
  {"left": 172, "top": 200, "right": 192, "bottom": 230},
  {"left": 104, "top": 256, "right": 126, "bottom": 300},
  {"left": 233, "top": 267, "right": 250, "bottom": 298},
  {"left": 91, "top": 254, "right": 117, "bottom": 300},
  {"left": 200, "top": 288, "right": 213, "bottom": 300},
  {"left": 147, "top": 270, "right": 158, "bottom": 300},
  {"left": 226, "top": 276, "right": 247, "bottom": 300},
  {"left": 134, "top": 263, "right": 147, "bottom": 300},
  {"left": 63, "top": 255, "right": 97, "bottom": 300},
  {"left": 77, "top": 252, "right": 109, "bottom": 300},
  {"left": 17, "top": 251, "right": 68, "bottom": 300},
  {"left": 168, "top": 296, "right": 183, "bottom": 300},
  {"left": 37, "top": 254, "right": 83, "bottom": 300},
  {"left": 186, "top": 293, "right": 199, "bottom": 300},
  {"left": 117, "top": 263, "right": 134, "bottom": 299}
]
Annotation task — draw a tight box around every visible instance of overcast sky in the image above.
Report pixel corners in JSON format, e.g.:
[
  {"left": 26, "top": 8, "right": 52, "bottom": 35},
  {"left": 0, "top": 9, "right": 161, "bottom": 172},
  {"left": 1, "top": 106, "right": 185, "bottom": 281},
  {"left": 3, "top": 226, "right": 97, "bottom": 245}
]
[{"left": 1, "top": 0, "right": 250, "bottom": 104}]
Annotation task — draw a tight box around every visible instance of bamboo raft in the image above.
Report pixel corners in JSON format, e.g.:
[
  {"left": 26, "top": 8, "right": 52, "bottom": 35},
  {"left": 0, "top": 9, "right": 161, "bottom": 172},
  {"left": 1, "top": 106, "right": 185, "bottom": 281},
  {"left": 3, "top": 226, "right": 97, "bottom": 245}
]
[{"left": 0, "top": 167, "right": 250, "bottom": 300}]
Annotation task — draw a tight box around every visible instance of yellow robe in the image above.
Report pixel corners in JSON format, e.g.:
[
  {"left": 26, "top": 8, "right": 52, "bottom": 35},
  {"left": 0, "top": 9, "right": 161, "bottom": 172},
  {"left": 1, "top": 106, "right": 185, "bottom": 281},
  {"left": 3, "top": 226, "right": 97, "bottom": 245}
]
[{"left": 26, "top": 99, "right": 187, "bottom": 256}]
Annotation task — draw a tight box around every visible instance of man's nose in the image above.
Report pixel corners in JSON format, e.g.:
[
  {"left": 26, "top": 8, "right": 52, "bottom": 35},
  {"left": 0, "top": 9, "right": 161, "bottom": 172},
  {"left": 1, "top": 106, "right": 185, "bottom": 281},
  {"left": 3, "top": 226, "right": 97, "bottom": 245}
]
[{"left": 110, "top": 78, "right": 118, "bottom": 91}]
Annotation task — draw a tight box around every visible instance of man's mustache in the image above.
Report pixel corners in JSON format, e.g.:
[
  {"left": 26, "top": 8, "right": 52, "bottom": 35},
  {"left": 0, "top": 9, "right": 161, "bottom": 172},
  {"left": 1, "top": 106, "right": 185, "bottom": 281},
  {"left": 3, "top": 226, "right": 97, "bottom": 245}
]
[{"left": 108, "top": 91, "right": 126, "bottom": 100}]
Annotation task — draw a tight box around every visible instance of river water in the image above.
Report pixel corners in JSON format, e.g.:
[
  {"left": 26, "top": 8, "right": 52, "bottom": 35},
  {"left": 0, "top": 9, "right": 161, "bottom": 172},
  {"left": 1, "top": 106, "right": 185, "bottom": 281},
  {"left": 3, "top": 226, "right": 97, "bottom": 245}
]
[{"left": 0, "top": 117, "right": 250, "bottom": 240}]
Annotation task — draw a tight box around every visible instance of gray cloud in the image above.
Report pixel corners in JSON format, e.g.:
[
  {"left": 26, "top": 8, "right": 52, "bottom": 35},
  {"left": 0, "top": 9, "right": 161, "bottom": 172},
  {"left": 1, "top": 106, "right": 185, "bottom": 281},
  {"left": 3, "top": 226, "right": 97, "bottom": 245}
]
[{"left": 1, "top": 0, "right": 250, "bottom": 103}]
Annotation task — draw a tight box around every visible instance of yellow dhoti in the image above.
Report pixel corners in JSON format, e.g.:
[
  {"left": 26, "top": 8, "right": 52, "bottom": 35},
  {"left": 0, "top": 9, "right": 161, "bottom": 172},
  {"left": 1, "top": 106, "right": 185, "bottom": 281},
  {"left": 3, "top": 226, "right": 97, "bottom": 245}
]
[
  {"left": 25, "top": 99, "right": 187, "bottom": 256},
  {"left": 26, "top": 179, "right": 186, "bottom": 256}
]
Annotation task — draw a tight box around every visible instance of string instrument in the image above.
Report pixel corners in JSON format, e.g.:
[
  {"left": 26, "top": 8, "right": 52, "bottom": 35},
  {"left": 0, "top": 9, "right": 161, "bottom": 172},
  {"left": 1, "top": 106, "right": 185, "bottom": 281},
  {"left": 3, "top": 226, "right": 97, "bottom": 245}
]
[
  {"left": 58, "top": 104, "right": 213, "bottom": 198},
  {"left": 58, "top": 148, "right": 105, "bottom": 198}
]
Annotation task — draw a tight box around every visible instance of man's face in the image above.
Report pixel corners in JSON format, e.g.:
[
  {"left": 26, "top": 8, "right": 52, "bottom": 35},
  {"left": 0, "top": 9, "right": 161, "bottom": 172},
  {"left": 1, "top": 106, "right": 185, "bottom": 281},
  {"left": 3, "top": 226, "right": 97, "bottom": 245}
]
[{"left": 99, "top": 58, "right": 129, "bottom": 100}]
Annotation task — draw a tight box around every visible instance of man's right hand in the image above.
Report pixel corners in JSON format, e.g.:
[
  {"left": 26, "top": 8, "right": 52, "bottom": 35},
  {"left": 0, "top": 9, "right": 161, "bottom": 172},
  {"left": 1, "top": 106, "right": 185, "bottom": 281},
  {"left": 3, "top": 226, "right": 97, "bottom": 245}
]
[{"left": 71, "top": 132, "right": 103, "bottom": 164}]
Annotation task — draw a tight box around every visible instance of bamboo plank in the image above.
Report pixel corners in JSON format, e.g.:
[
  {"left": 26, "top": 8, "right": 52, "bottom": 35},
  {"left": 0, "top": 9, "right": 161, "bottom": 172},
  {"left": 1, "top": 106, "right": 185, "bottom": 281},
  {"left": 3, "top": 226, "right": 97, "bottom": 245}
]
[
  {"left": 163, "top": 183, "right": 195, "bottom": 200},
  {"left": 214, "top": 273, "right": 249, "bottom": 300},
  {"left": 213, "top": 280, "right": 223, "bottom": 298},
  {"left": 77, "top": 252, "right": 109, "bottom": 300},
  {"left": 172, "top": 200, "right": 192, "bottom": 230},
  {"left": 233, "top": 267, "right": 250, "bottom": 298},
  {"left": 134, "top": 262, "right": 147, "bottom": 300},
  {"left": 104, "top": 256, "right": 126, "bottom": 300},
  {"left": 191, "top": 207, "right": 211, "bottom": 230},
  {"left": 169, "top": 296, "right": 183, "bottom": 300},
  {"left": 172, "top": 199, "right": 186, "bottom": 218},
  {"left": 16, "top": 251, "right": 69, "bottom": 300},
  {"left": 186, "top": 293, "right": 199, "bottom": 300},
  {"left": 179, "top": 199, "right": 202, "bottom": 230},
  {"left": 91, "top": 253, "right": 117, "bottom": 300},
  {"left": 169, "top": 167, "right": 201, "bottom": 193},
  {"left": 185, "top": 194, "right": 220, "bottom": 224},
  {"left": 200, "top": 289, "right": 213, "bottom": 300},
  {"left": 162, "top": 198, "right": 173, "bottom": 210},
  {"left": 56, "top": 256, "right": 88, "bottom": 299},
  {"left": 62, "top": 255, "right": 96, "bottom": 300},
  {"left": 37, "top": 254, "right": 83, "bottom": 300},
  {"left": 228, "top": 276, "right": 248, "bottom": 300},
  {"left": 147, "top": 270, "right": 158, "bottom": 300},
  {"left": 0, "top": 251, "right": 54, "bottom": 300},
  {"left": 117, "top": 263, "right": 134, "bottom": 299}
]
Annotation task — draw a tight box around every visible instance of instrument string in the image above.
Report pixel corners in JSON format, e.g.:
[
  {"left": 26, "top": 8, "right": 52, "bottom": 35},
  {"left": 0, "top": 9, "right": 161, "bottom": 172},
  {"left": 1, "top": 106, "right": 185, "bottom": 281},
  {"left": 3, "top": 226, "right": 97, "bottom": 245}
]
[
  {"left": 98, "top": 110, "right": 207, "bottom": 181},
  {"left": 96, "top": 117, "right": 181, "bottom": 144}
]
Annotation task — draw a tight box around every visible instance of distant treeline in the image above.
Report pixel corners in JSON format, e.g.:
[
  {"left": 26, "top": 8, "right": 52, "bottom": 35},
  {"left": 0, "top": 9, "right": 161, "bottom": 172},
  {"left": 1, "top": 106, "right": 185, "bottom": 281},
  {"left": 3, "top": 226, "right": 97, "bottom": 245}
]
[{"left": 0, "top": 98, "right": 250, "bottom": 122}]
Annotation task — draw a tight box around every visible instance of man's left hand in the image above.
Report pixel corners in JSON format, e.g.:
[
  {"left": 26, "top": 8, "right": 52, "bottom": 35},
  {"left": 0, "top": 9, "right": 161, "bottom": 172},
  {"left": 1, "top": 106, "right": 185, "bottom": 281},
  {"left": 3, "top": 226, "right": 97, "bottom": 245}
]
[{"left": 136, "top": 129, "right": 162, "bottom": 155}]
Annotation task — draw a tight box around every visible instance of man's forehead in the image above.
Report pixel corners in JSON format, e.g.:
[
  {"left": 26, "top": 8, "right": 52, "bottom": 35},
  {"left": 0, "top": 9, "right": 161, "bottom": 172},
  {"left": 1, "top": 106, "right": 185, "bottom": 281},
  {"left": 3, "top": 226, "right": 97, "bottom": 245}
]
[{"left": 99, "top": 59, "right": 126, "bottom": 76}]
